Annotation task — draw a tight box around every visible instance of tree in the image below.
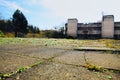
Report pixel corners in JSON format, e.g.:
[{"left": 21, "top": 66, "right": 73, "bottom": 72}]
[
  {"left": 28, "top": 25, "right": 40, "bottom": 33},
  {"left": 0, "top": 19, "right": 14, "bottom": 33},
  {"left": 12, "top": 9, "right": 28, "bottom": 37},
  {"left": 28, "top": 25, "right": 34, "bottom": 33}
]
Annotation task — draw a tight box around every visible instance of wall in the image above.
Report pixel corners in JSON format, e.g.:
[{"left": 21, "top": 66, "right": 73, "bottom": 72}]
[
  {"left": 102, "top": 15, "right": 114, "bottom": 38},
  {"left": 67, "top": 19, "right": 78, "bottom": 38}
]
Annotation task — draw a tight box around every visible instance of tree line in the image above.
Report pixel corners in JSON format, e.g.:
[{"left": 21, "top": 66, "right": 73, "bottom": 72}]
[
  {"left": 0, "top": 9, "right": 40, "bottom": 37},
  {"left": 0, "top": 9, "right": 66, "bottom": 38}
]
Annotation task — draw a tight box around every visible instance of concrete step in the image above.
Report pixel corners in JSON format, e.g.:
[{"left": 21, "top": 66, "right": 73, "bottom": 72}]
[{"left": 74, "top": 47, "right": 120, "bottom": 52}]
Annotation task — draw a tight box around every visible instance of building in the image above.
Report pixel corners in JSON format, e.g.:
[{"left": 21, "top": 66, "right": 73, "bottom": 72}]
[{"left": 65, "top": 15, "right": 120, "bottom": 39}]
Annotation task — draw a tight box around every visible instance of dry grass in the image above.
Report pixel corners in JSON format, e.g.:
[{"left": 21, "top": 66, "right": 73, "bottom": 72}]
[{"left": 0, "top": 38, "right": 120, "bottom": 49}]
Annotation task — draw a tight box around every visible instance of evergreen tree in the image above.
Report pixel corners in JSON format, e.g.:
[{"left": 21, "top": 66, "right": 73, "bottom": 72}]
[
  {"left": 12, "top": 9, "right": 28, "bottom": 37},
  {"left": 0, "top": 19, "right": 14, "bottom": 33}
]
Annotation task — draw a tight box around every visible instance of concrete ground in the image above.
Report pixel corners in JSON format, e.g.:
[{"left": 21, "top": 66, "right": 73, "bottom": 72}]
[{"left": 0, "top": 44, "right": 120, "bottom": 80}]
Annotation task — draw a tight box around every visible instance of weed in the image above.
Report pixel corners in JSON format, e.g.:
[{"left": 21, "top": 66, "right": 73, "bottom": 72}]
[
  {"left": 107, "top": 75, "right": 112, "bottom": 79},
  {"left": 106, "top": 50, "right": 113, "bottom": 54},
  {"left": 0, "top": 66, "right": 31, "bottom": 79},
  {"left": 30, "top": 61, "right": 42, "bottom": 67},
  {"left": 83, "top": 52, "right": 104, "bottom": 72},
  {"left": 84, "top": 63, "right": 104, "bottom": 72},
  {"left": 16, "top": 66, "right": 31, "bottom": 73},
  {"left": 3, "top": 73, "right": 11, "bottom": 78},
  {"left": 16, "top": 67, "right": 26, "bottom": 73},
  {"left": 0, "top": 73, "right": 13, "bottom": 80}
]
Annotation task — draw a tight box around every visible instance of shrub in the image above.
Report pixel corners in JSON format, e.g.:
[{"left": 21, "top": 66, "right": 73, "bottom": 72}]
[
  {"left": 5, "top": 33, "right": 15, "bottom": 37},
  {"left": 0, "top": 30, "right": 5, "bottom": 37},
  {"left": 26, "top": 33, "right": 41, "bottom": 38},
  {"left": 26, "top": 33, "right": 33, "bottom": 37}
]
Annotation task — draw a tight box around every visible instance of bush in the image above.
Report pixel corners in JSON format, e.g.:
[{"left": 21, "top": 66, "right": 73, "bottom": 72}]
[
  {"left": 26, "top": 33, "right": 41, "bottom": 38},
  {"left": 0, "top": 30, "right": 5, "bottom": 37},
  {"left": 26, "top": 33, "right": 34, "bottom": 38},
  {"left": 5, "top": 33, "right": 15, "bottom": 37}
]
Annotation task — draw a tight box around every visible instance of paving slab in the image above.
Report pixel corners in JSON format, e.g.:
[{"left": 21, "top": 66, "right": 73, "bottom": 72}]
[
  {"left": 0, "top": 45, "right": 120, "bottom": 80},
  {"left": 7, "top": 62, "right": 120, "bottom": 80},
  {"left": 0, "top": 52, "right": 40, "bottom": 73},
  {"left": 54, "top": 51, "right": 120, "bottom": 70}
]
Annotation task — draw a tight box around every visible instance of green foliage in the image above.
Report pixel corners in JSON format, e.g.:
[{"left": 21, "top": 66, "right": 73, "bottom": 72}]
[
  {"left": 0, "top": 20, "right": 14, "bottom": 33},
  {"left": 105, "top": 39, "right": 120, "bottom": 49},
  {"left": 0, "top": 30, "right": 4, "bottom": 37},
  {"left": 5, "top": 33, "right": 15, "bottom": 37},
  {"left": 0, "top": 10, "right": 40, "bottom": 37},
  {"left": 0, "top": 66, "right": 31, "bottom": 79},
  {"left": 28, "top": 25, "right": 40, "bottom": 34},
  {"left": 26, "top": 33, "right": 40, "bottom": 38},
  {"left": 43, "top": 30, "right": 65, "bottom": 38},
  {"left": 85, "top": 63, "right": 104, "bottom": 72},
  {"left": 16, "top": 66, "right": 31, "bottom": 73},
  {"left": 16, "top": 67, "right": 26, "bottom": 73},
  {"left": 44, "top": 30, "right": 54, "bottom": 38},
  {"left": 39, "top": 31, "right": 46, "bottom": 38},
  {"left": 12, "top": 9, "right": 28, "bottom": 37},
  {"left": 3, "top": 73, "right": 11, "bottom": 78},
  {"left": 83, "top": 51, "right": 104, "bottom": 72},
  {"left": 0, "top": 73, "right": 3, "bottom": 79},
  {"left": 30, "top": 61, "right": 42, "bottom": 67},
  {"left": 107, "top": 75, "right": 112, "bottom": 79},
  {"left": 0, "top": 72, "right": 13, "bottom": 79},
  {"left": 0, "top": 60, "right": 42, "bottom": 79},
  {"left": 0, "top": 38, "right": 120, "bottom": 50}
]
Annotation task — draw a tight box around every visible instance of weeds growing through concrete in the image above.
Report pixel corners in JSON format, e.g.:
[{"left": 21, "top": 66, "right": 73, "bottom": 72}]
[{"left": 83, "top": 52, "right": 105, "bottom": 72}]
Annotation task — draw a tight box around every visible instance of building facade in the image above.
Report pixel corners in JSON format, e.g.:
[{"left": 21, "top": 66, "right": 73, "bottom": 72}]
[{"left": 66, "top": 15, "right": 120, "bottom": 39}]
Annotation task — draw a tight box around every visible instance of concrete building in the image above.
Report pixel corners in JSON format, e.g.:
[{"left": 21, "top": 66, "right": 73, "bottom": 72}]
[{"left": 65, "top": 15, "right": 120, "bottom": 39}]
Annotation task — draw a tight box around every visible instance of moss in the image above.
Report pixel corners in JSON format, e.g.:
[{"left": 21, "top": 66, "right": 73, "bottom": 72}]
[
  {"left": 85, "top": 63, "right": 104, "bottom": 72},
  {"left": 30, "top": 61, "right": 42, "bottom": 67}
]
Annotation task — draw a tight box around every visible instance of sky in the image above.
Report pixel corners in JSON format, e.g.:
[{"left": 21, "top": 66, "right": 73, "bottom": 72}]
[{"left": 0, "top": 0, "right": 120, "bottom": 30}]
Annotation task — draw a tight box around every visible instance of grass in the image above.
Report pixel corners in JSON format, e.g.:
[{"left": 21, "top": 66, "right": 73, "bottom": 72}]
[
  {"left": 0, "top": 60, "right": 43, "bottom": 80},
  {"left": 0, "top": 38, "right": 119, "bottom": 80},
  {"left": 0, "top": 38, "right": 120, "bottom": 49}
]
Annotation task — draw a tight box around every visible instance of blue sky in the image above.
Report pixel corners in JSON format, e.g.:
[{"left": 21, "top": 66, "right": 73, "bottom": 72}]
[{"left": 0, "top": 0, "right": 120, "bottom": 30}]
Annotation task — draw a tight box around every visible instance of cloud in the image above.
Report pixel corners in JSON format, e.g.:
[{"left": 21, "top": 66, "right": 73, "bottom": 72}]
[
  {"left": 41, "top": 0, "right": 120, "bottom": 22},
  {"left": 41, "top": 0, "right": 95, "bottom": 17},
  {"left": 24, "top": 0, "right": 42, "bottom": 5},
  {"left": 0, "top": 0, "right": 29, "bottom": 13},
  {"left": 29, "top": 0, "right": 39, "bottom": 4}
]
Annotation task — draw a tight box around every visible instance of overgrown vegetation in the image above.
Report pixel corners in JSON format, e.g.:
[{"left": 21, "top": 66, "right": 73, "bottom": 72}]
[
  {"left": 0, "top": 9, "right": 66, "bottom": 38},
  {"left": 0, "top": 38, "right": 119, "bottom": 80},
  {"left": 0, "top": 30, "right": 4, "bottom": 37},
  {"left": 104, "top": 39, "right": 120, "bottom": 49},
  {"left": 82, "top": 50, "right": 120, "bottom": 75},
  {"left": 0, "top": 61, "right": 42, "bottom": 80},
  {"left": 0, "top": 10, "right": 41, "bottom": 37},
  {"left": 0, "top": 38, "right": 120, "bottom": 50},
  {"left": 83, "top": 52, "right": 105, "bottom": 72}
]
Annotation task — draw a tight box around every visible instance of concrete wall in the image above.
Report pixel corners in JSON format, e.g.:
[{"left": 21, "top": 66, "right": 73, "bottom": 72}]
[
  {"left": 115, "top": 30, "right": 120, "bottom": 34},
  {"left": 67, "top": 19, "right": 78, "bottom": 38},
  {"left": 78, "top": 30, "right": 101, "bottom": 34},
  {"left": 102, "top": 15, "right": 114, "bottom": 38},
  {"left": 66, "top": 15, "right": 120, "bottom": 39}
]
